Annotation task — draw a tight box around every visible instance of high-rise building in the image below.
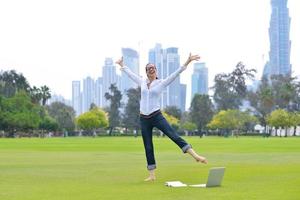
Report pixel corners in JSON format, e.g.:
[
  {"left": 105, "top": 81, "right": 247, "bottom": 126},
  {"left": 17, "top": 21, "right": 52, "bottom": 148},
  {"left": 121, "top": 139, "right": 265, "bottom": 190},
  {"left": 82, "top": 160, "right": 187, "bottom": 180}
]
[
  {"left": 180, "top": 83, "right": 187, "bottom": 111},
  {"left": 82, "top": 76, "right": 95, "bottom": 113},
  {"left": 121, "top": 48, "right": 139, "bottom": 102},
  {"left": 263, "top": 0, "right": 291, "bottom": 78},
  {"left": 191, "top": 62, "right": 208, "bottom": 98},
  {"left": 165, "top": 47, "right": 181, "bottom": 109},
  {"left": 102, "top": 58, "right": 118, "bottom": 107},
  {"left": 95, "top": 77, "right": 103, "bottom": 108},
  {"left": 149, "top": 44, "right": 166, "bottom": 107},
  {"left": 148, "top": 44, "right": 183, "bottom": 109},
  {"left": 72, "top": 80, "right": 81, "bottom": 116}
]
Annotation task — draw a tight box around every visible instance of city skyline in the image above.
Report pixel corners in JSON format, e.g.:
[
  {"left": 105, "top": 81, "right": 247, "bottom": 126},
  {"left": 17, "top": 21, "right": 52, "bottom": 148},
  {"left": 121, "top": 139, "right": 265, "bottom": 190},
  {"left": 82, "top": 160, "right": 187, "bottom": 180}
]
[{"left": 0, "top": 0, "right": 299, "bottom": 107}]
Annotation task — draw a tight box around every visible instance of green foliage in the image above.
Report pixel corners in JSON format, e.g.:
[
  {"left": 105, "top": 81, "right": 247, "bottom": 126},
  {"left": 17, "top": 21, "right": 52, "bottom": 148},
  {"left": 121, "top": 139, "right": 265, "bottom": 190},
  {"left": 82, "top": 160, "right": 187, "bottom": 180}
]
[
  {"left": 105, "top": 84, "right": 122, "bottom": 135},
  {"left": 1, "top": 92, "right": 40, "bottom": 132},
  {"left": 0, "top": 70, "right": 31, "bottom": 97},
  {"left": 271, "top": 75, "right": 297, "bottom": 109},
  {"left": 162, "top": 111, "right": 179, "bottom": 130},
  {"left": 40, "top": 85, "right": 51, "bottom": 106},
  {"left": 190, "top": 94, "right": 214, "bottom": 131},
  {"left": 122, "top": 87, "right": 140, "bottom": 130},
  {"left": 248, "top": 77, "right": 274, "bottom": 127},
  {"left": 267, "top": 109, "right": 289, "bottom": 129},
  {"left": 39, "top": 115, "right": 59, "bottom": 132},
  {"left": 46, "top": 102, "right": 76, "bottom": 131},
  {"left": 213, "top": 62, "right": 256, "bottom": 110},
  {"left": 30, "top": 85, "right": 51, "bottom": 106},
  {"left": 208, "top": 109, "right": 257, "bottom": 132},
  {"left": 181, "top": 121, "right": 197, "bottom": 131},
  {"left": 76, "top": 107, "right": 108, "bottom": 131},
  {"left": 248, "top": 75, "right": 300, "bottom": 128},
  {"left": 164, "top": 106, "right": 182, "bottom": 120}
]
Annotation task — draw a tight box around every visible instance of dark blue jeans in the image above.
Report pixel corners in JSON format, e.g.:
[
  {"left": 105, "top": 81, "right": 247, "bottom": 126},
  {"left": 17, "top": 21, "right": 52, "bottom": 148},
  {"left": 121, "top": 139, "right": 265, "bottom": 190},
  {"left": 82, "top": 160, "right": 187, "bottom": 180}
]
[{"left": 140, "top": 111, "right": 191, "bottom": 170}]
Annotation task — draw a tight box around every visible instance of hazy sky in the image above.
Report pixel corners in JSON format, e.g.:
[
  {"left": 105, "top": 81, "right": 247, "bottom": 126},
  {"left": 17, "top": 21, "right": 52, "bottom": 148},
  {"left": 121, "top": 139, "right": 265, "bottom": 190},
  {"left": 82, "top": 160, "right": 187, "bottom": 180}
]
[{"left": 0, "top": 0, "right": 299, "bottom": 107}]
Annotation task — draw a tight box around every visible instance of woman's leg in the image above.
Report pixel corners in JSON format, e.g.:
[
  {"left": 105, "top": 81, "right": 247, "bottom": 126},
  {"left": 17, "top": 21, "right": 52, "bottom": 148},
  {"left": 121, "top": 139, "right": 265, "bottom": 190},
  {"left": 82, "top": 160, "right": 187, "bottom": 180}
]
[
  {"left": 153, "top": 113, "right": 207, "bottom": 164},
  {"left": 153, "top": 113, "right": 191, "bottom": 152},
  {"left": 140, "top": 117, "right": 156, "bottom": 181}
]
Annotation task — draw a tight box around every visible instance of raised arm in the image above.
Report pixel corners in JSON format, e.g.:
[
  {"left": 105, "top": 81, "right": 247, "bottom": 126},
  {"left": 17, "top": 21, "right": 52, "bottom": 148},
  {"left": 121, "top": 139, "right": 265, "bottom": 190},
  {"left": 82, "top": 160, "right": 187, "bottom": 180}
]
[
  {"left": 116, "top": 57, "right": 143, "bottom": 85},
  {"left": 161, "top": 53, "right": 200, "bottom": 87}
]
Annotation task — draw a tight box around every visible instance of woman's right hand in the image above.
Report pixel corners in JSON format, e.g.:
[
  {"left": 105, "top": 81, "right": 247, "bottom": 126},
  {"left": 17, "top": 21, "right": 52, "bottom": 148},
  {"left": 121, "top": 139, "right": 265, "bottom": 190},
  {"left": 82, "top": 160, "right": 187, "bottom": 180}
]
[{"left": 116, "top": 57, "right": 124, "bottom": 68}]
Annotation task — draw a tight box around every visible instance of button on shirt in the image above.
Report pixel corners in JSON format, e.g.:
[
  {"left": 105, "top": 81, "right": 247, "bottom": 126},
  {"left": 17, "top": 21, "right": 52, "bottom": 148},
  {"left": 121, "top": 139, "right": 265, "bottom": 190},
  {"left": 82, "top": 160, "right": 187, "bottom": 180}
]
[{"left": 121, "top": 65, "right": 187, "bottom": 115}]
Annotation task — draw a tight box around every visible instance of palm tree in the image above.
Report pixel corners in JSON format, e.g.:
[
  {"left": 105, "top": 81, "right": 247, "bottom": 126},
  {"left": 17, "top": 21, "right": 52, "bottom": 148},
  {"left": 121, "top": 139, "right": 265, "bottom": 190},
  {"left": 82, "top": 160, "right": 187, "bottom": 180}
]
[
  {"left": 30, "top": 86, "right": 42, "bottom": 105},
  {"left": 40, "top": 85, "right": 51, "bottom": 106}
]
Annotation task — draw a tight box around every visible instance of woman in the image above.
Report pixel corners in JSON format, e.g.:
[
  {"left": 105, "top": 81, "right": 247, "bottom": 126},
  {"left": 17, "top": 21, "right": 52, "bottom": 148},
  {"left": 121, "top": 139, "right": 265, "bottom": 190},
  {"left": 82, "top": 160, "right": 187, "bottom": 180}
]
[{"left": 116, "top": 53, "right": 207, "bottom": 181}]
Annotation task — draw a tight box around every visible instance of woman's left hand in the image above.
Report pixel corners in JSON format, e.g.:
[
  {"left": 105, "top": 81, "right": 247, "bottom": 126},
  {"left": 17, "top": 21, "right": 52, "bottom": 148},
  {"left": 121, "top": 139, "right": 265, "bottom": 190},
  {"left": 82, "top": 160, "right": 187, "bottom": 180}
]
[{"left": 184, "top": 53, "right": 200, "bottom": 67}]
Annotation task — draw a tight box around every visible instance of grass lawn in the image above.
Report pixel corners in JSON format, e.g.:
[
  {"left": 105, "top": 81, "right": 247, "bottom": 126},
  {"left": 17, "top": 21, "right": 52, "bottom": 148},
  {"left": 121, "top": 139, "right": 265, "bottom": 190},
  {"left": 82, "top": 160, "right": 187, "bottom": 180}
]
[{"left": 0, "top": 136, "right": 299, "bottom": 200}]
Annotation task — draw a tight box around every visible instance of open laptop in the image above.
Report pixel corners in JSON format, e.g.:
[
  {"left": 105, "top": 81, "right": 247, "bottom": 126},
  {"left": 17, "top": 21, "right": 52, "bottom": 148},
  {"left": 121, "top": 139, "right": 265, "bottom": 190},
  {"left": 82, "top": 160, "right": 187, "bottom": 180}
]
[{"left": 189, "top": 167, "right": 225, "bottom": 188}]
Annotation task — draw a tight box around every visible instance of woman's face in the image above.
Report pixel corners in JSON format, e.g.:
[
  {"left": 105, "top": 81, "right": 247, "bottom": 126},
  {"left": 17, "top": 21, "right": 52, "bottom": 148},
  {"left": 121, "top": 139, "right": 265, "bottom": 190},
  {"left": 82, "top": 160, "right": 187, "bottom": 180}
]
[{"left": 146, "top": 63, "right": 157, "bottom": 79}]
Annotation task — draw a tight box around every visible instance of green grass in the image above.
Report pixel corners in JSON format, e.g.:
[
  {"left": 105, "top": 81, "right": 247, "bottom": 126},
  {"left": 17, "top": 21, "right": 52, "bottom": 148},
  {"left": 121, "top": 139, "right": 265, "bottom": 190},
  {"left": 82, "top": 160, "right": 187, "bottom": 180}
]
[{"left": 0, "top": 137, "right": 299, "bottom": 200}]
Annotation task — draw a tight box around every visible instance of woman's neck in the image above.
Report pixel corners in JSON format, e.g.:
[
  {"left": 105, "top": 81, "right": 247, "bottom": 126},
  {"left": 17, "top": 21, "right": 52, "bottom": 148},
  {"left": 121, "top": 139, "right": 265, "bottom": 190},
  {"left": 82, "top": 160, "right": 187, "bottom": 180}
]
[{"left": 148, "top": 76, "right": 156, "bottom": 82}]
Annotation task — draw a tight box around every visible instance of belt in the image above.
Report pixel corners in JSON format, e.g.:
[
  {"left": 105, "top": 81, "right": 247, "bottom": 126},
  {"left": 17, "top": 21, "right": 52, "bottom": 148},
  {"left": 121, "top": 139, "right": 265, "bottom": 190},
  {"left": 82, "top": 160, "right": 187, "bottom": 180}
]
[{"left": 140, "top": 110, "right": 161, "bottom": 119}]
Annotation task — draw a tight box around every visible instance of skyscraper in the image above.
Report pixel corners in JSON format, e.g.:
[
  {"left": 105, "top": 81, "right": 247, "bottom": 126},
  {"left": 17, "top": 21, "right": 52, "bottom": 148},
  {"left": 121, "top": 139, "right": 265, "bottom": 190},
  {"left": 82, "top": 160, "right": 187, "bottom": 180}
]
[
  {"left": 121, "top": 48, "right": 139, "bottom": 102},
  {"left": 180, "top": 83, "right": 187, "bottom": 111},
  {"left": 102, "top": 58, "right": 118, "bottom": 107},
  {"left": 191, "top": 62, "right": 208, "bottom": 98},
  {"left": 82, "top": 76, "right": 95, "bottom": 113},
  {"left": 263, "top": 0, "right": 291, "bottom": 78},
  {"left": 149, "top": 44, "right": 166, "bottom": 107},
  {"left": 165, "top": 47, "right": 181, "bottom": 109},
  {"left": 72, "top": 80, "right": 81, "bottom": 116},
  {"left": 95, "top": 77, "right": 103, "bottom": 108},
  {"left": 148, "top": 44, "right": 183, "bottom": 109}
]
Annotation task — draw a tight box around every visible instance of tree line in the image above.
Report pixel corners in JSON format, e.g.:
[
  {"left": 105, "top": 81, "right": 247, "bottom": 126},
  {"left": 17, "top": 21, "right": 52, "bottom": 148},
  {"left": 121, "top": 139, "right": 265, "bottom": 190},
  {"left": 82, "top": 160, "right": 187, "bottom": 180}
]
[{"left": 1, "top": 61, "right": 300, "bottom": 138}]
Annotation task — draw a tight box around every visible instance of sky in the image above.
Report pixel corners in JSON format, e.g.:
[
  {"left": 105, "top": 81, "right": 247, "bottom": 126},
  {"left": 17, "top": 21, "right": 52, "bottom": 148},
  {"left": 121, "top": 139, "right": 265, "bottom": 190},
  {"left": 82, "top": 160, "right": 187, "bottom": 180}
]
[{"left": 0, "top": 0, "right": 299, "bottom": 108}]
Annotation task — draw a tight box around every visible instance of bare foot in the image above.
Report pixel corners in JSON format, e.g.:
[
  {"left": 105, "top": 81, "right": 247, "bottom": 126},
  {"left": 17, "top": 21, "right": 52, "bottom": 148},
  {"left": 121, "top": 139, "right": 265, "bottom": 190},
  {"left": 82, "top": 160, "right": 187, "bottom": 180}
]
[
  {"left": 187, "top": 148, "right": 208, "bottom": 164},
  {"left": 144, "top": 176, "right": 156, "bottom": 181},
  {"left": 194, "top": 155, "right": 208, "bottom": 164}
]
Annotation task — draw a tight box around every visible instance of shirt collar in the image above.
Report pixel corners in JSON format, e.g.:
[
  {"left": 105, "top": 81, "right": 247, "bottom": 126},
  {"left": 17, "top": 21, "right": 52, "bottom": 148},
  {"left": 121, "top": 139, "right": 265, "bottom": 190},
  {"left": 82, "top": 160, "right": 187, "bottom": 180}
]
[{"left": 146, "top": 78, "right": 159, "bottom": 84}]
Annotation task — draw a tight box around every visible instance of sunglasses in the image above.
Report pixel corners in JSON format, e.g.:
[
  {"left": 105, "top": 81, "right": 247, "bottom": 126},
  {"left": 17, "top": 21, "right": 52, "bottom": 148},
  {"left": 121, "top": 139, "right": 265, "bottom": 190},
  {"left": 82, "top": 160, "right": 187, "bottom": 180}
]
[{"left": 146, "top": 64, "right": 156, "bottom": 71}]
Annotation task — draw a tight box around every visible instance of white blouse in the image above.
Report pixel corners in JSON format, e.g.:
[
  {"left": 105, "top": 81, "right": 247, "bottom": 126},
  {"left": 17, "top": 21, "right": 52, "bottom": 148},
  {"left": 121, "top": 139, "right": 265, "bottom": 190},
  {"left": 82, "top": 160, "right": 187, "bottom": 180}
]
[{"left": 121, "top": 65, "right": 187, "bottom": 115}]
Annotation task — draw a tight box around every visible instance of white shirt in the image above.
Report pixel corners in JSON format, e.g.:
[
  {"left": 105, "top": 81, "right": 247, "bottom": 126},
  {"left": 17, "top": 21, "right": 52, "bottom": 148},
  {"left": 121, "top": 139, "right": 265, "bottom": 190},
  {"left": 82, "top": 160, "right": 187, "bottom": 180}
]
[{"left": 121, "top": 65, "right": 187, "bottom": 115}]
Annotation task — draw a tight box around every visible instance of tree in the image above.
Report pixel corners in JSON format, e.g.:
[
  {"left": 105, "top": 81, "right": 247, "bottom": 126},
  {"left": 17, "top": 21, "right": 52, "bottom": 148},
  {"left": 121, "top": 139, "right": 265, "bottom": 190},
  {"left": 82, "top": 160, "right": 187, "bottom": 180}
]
[
  {"left": 181, "top": 122, "right": 197, "bottom": 135},
  {"left": 29, "top": 85, "right": 52, "bottom": 106},
  {"left": 40, "top": 85, "right": 51, "bottom": 106},
  {"left": 207, "top": 109, "right": 257, "bottom": 136},
  {"left": 164, "top": 105, "right": 182, "bottom": 120},
  {"left": 248, "top": 77, "right": 274, "bottom": 131},
  {"left": 267, "top": 109, "right": 294, "bottom": 137},
  {"left": 29, "top": 86, "right": 42, "bottom": 105},
  {"left": 39, "top": 115, "right": 59, "bottom": 136},
  {"left": 0, "top": 70, "right": 31, "bottom": 97},
  {"left": 89, "top": 103, "right": 97, "bottom": 110},
  {"left": 289, "top": 112, "right": 300, "bottom": 136},
  {"left": 190, "top": 94, "right": 214, "bottom": 134},
  {"left": 291, "top": 81, "right": 300, "bottom": 111},
  {"left": 1, "top": 92, "right": 40, "bottom": 136},
  {"left": 0, "top": 95, "right": 4, "bottom": 130},
  {"left": 76, "top": 107, "right": 108, "bottom": 135},
  {"left": 105, "top": 84, "right": 122, "bottom": 135},
  {"left": 212, "top": 62, "right": 256, "bottom": 110},
  {"left": 207, "top": 110, "right": 235, "bottom": 135},
  {"left": 162, "top": 111, "right": 179, "bottom": 130},
  {"left": 270, "top": 75, "right": 297, "bottom": 110},
  {"left": 122, "top": 87, "right": 141, "bottom": 136},
  {"left": 46, "top": 102, "right": 76, "bottom": 132}
]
